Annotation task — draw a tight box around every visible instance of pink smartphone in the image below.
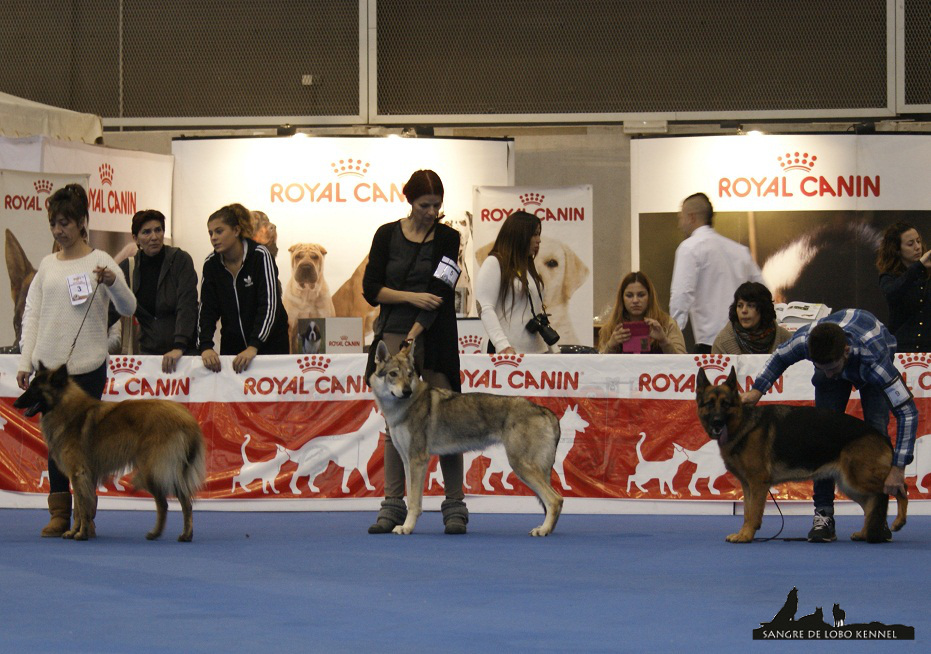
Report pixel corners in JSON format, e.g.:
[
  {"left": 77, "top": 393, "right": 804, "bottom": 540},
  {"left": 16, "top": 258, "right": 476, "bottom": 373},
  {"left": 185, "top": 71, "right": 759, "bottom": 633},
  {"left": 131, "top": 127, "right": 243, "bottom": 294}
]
[{"left": 622, "top": 321, "right": 650, "bottom": 353}]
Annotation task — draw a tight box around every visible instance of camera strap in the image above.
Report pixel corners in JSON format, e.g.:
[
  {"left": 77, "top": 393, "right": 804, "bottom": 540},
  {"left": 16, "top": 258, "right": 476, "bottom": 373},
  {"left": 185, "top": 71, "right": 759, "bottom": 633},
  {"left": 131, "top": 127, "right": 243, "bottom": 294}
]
[{"left": 524, "top": 276, "right": 545, "bottom": 318}]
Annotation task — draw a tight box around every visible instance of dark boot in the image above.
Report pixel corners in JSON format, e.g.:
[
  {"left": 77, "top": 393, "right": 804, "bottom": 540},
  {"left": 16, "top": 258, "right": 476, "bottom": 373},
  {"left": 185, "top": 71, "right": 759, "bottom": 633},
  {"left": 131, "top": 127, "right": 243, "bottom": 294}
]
[
  {"left": 368, "top": 498, "right": 407, "bottom": 534},
  {"left": 41, "top": 492, "right": 71, "bottom": 538},
  {"left": 441, "top": 498, "right": 468, "bottom": 535}
]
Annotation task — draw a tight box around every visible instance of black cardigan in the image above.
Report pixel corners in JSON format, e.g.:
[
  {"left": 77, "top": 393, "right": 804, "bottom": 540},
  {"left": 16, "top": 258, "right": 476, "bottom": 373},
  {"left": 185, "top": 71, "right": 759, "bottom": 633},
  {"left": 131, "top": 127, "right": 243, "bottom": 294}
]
[
  {"left": 880, "top": 261, "right": 931, "bottom": 353},
  {"left": 198, "top": 238, "right": 290, "bottom": 355},
  {"left": 363, "top": 220, "right": 461, "bottom": 392}
]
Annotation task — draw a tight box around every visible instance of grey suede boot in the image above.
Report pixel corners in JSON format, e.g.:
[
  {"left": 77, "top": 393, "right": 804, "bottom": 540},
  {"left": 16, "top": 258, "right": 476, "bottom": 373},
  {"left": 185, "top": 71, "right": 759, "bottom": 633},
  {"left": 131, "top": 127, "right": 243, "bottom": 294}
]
[
  {"left": 441, "top": 498, "right": 468, "bottom": 535},
  {"left": 368, "top": 498, "right": 407, "bottom": 534}
]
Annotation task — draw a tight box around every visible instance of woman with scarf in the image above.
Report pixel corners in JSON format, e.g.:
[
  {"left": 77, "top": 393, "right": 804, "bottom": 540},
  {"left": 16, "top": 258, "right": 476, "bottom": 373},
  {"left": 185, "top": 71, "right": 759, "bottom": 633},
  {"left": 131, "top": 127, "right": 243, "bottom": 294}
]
[{"left": 711, "top": 282, "right": 791, "bottom": 354}]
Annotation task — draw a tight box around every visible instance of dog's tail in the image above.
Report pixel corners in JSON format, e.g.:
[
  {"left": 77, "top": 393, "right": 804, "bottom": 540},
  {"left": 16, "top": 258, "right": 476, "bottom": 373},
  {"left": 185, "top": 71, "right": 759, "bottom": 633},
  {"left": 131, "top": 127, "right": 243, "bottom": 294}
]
[
  {"left": 891, "top": 486, "right": 908, "bottom": 532},
  {"left": 177, "top": 432, "right": 207, "bottom": 501}
]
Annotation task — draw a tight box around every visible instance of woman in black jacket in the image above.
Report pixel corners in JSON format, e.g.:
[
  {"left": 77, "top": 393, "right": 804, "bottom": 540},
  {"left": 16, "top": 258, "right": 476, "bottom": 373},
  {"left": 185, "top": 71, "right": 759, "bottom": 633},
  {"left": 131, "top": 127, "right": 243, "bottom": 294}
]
[
  {"left": 120, "top": 210, "right": 199, "bottom": 372},
  {"left": 198, "top": 203, "right": 289, "bottom": 373},
  {"left": 362, "top": 169, "right": 467, "bottom": 535},
  {"left": 877, "top": 221, "right": 931, "bottom": 352}
]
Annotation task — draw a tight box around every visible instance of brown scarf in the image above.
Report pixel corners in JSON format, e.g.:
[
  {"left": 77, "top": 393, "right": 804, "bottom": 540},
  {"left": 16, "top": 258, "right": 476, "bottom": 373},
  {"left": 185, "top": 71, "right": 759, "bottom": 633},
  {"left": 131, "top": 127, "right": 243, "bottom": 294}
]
[{"left": 733, "top": 321, "right": 777, "bottom": 354}]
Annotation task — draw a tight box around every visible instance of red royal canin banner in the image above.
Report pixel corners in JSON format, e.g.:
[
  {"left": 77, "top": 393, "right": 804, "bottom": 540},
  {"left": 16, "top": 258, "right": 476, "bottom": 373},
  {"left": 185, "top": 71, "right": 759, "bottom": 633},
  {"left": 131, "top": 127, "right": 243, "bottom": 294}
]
[{"left": 1, "top": 353, "right": 930, "bottom": 509}]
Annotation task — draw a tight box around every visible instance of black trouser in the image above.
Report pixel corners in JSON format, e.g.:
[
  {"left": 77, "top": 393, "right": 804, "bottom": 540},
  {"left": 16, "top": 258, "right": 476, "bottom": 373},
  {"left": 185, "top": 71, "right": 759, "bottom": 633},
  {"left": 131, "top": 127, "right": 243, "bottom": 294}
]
[{"left": 47, "top": 361, "right": 108, "bottom": 493}]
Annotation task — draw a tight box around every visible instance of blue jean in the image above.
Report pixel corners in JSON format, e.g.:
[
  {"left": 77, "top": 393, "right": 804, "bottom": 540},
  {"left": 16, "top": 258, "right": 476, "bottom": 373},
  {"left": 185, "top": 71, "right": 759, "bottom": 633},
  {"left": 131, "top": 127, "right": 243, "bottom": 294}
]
[{"left": 811, "top": 370, "right": 890, "bottom": 511}]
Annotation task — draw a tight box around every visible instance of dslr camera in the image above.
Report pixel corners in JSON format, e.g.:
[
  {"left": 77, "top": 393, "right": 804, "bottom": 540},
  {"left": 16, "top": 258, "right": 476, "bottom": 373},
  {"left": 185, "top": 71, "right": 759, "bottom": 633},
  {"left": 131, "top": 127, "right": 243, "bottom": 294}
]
[{"left": 525, "top": 312, "right": 560, "bottom": 346}]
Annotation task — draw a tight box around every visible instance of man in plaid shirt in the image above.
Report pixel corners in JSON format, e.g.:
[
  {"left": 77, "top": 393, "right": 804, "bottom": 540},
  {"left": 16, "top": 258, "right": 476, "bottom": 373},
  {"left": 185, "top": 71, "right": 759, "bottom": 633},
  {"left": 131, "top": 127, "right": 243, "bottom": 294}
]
[{"left": 741, "top": 309, "right": 916, "bottom": 542}]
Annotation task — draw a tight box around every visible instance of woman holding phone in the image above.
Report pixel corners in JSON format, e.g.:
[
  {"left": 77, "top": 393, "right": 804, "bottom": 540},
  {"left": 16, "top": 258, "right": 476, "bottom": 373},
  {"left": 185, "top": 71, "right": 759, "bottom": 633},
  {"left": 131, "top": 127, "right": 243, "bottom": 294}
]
[{"left": 598, "top": 271, "right": 685, "bottom": 354}]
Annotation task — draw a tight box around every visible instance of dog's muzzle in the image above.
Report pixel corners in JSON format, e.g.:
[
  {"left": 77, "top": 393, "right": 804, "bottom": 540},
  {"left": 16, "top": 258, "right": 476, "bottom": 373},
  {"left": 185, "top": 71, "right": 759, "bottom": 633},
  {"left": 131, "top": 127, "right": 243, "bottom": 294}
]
[
  {"left": 708, "top": 420, "right": 728, "bottom": 444},
  {"left": 13, "top": 394, "right": 42, "bottom": 418}
]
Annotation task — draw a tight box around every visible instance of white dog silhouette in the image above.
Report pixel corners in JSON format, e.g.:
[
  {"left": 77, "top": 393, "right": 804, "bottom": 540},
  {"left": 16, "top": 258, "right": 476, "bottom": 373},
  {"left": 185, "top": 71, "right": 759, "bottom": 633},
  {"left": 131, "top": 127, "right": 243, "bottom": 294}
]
[
  {"left": 554, "top": 404, "right": 588, "bottom": 490},
  {"left": 286, "top": 407, "right": 382, "bottom": 494},
  {"left": 231, "top": 434, "right": 289, "bottom": 494},
  {"left": 905, "top": 433, "right": 931, "bottom": 493},
  {"left": 626, "top": 432, "right": 688, "bottom": 495},
  {"left": 682, "top": 440, "right": 729, "bottom": 496}
]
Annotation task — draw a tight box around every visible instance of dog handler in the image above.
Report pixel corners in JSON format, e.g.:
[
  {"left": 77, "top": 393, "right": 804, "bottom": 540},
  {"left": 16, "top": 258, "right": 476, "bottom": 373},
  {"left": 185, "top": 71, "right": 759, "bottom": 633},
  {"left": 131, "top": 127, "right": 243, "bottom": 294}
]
[
  {"left": 741, "top": 309, "right": 917, "bottom": 542},
  {"left": 16, "top": 184, "right": 136, "bottom": 537},
  {"left": 362, "top": 169, "right": 468, "bottom": 535}
]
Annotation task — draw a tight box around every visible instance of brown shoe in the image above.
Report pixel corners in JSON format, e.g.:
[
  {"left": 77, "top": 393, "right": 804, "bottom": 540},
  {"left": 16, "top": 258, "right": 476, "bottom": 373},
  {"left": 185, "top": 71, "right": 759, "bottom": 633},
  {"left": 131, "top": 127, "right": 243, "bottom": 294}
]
[{"left": 41, "top": 492, "right": 72, "bottom": 538}]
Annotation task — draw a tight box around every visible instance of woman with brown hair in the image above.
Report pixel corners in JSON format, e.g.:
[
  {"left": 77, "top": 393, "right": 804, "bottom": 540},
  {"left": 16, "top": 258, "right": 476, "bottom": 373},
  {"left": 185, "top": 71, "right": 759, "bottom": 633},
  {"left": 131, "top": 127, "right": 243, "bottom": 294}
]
[
  {"left": 877, "top": 221, "right": 931, "bottom": 352},
  {"left": 474, "top": 210, "right": 558, "bottom": 354},
  {"left": 198, "top": 203, "right": 289, "bottom": 373},
  {"left": 711, "top": 282, "right": 791, "bottom": 354},
  {"left": 598, "top": 271, "right": 686, "bottom": 354}
]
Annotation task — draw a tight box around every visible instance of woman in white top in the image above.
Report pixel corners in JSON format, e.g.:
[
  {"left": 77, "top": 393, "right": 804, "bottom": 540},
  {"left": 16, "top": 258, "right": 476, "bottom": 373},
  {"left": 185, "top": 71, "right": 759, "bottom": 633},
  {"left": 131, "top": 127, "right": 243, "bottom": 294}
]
[
  {"left": 16, "top": 184, "right": 136, "bottom": 538},
  {"left": 475, "top": 210, "right": 558, "bottom": 354}
]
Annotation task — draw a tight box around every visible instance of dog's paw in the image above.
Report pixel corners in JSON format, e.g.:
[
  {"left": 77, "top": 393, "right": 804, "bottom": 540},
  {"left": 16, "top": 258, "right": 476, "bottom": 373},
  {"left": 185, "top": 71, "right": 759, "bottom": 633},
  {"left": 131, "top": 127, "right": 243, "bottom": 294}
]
[
  {"left": 62, "top": 529, "right": 76, "bottom": 539},
  {"left": 725, "top": 532, "right": 754, "bottom": 543},
  {"left": 392, "top": 525, "right": 413, "bottom": 535},
  {"left": 145, "top": 531, "right": 162, "bottom": 541},
  {"left": 177, "top": 533, "right": 193, "bottom": 543},
  {"left": 529, "top": 526, "right": 551, "bottom": 537}
]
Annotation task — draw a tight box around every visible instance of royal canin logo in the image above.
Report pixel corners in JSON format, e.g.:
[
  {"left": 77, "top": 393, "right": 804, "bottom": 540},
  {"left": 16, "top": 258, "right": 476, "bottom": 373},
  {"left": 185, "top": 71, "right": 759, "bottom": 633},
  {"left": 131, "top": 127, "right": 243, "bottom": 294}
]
[
  {"left": 98, "top": 164, "right": 114, "bottom": 186},
  {"left": 33, "top": 180, "right": 54, "bottom": 194},
  {"left": 109, "top": 356, "right": 142, "bottom": 375},
  {"left": 519, "top": 192, "right": 544, "bottom": 207},
  {"left": 461, "top": 356, "right": 579, "bottom": 392},
  {"left": 270, "top": 158, "right": 405, "bottom": 204},
  {"left": 491, "top": 353, "right": 524, "bottom": 368},
  {"left": 718, "top": 150, "right": 879, "bottom": 199},
  {"left": 480, "top": 192, "right": 585, "bottom": 223},
  {"left": 329, "top": 158, "right": 370, "bottom": 178},
  {"left": 898, "top": 354, "right": 931, "bottom": 392},
  {"left": 3, "top": 180, "right": 55, "bottom": 212},
  {"left": 297, "top": 355, "right": 330, "bottom": 374},
  {"left": 694, "top": 354, "right": 731, "bottom": 373},
  {"left": 88, "top": 163, "right": 138, "bottom": 216},
  {"left": 459, "top": 335, "right": 483, "bottom": 354},
  {"left": 104, "top": 356, "right": 190, "bottom": 397}
]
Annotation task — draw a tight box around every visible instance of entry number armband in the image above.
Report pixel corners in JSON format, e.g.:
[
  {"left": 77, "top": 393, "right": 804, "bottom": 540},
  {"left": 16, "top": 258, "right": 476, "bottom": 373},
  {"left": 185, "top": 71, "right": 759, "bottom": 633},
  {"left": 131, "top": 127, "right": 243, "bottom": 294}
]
[{"left": 884, "top": 375, "right": 913, "bottom": 409}]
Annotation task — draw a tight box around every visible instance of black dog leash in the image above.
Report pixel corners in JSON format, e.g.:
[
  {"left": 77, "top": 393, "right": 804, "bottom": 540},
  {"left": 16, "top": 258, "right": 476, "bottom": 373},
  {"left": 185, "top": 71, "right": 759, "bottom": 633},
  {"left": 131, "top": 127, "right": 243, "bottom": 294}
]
[
  {"left": 752, "top": 492, "right": 809, "bottom": 542},
  {"left": 64, "top": 282, "right": 102, "bottom": 365}
]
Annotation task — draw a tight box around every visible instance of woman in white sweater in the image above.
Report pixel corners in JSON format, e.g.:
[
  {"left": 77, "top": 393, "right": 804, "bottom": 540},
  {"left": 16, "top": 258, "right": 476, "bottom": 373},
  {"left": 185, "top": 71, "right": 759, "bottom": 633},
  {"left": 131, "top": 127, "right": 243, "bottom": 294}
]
[
  {"left": 475, "top": 210, "right": 558, "bottom": 354},
  {"left": 16, "top": 184, "right": 136, "bottom": 538}
]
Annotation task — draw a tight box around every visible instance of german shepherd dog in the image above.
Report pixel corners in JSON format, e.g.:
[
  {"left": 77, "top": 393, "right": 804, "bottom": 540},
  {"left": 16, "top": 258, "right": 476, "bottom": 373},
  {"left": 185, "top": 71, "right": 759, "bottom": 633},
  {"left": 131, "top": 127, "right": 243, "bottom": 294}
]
[
  {"left": 14, "top": 363, "right": 206, "bottom": 541},
  {"left": 696, "top": 368, "right": 907, "bottom": 543},
  {"left": 369, "top": 341, "right": 563, "bottom": 536}
]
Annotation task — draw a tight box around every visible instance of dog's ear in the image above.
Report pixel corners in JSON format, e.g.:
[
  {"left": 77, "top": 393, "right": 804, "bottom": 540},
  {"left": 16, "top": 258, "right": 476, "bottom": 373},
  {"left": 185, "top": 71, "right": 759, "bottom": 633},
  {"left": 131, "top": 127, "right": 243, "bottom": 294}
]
[
  {"left": 5, "top": 229, "right": 36, "bottom": 300},
  {"left": 50, "top": 365, "right": 69, "bottom": 387},
  {"left": 37, "top": 360, "right": 47, "bottom": 372},
  {"left": 558, "top": 244, "right": 590, "bottom": 301},
  {"left": 696, "top": 367, "right": 709, "bottom": 393},
  {"left": 375, "top": 340, "right": 390, "bottom": 364},
  {"left": 318, "top": 245, "right": 327, "bottom": 256},
  {"left": 404, "top": 338, "right": 416, "bottom": 360},
  {"left": 725, "top": 367, "right": 738, "bottom": 390}
]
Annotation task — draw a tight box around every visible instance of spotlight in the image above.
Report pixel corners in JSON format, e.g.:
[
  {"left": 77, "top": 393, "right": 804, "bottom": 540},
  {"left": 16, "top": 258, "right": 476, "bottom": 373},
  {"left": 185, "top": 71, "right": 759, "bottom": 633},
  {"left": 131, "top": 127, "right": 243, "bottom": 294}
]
[{"left": 277, "top": 124, "right": 297, "bottom": 137}]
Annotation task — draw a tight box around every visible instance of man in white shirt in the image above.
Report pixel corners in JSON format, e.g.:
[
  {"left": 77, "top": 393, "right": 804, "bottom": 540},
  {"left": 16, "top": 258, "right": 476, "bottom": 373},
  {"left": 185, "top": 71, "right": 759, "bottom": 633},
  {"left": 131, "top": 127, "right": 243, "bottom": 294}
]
[{"left": 669, "top": 193, "right": 765, "bottom": 352}]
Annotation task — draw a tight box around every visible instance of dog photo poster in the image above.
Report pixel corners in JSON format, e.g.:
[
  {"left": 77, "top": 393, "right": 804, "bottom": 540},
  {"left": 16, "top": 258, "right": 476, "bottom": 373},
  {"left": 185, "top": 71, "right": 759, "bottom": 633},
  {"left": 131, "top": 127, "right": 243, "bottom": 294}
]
[
  {"left": 473, "top": 185, "right": 594, "bottom": 347},
  {"left": 0, "top": 169, "right": 89, "bottom": 348}
]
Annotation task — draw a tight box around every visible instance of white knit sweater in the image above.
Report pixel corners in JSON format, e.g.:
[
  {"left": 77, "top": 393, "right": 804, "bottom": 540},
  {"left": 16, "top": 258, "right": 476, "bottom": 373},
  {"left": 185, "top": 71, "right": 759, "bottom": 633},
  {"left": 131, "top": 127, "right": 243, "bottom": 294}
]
[
  {"left": 19, "top": 251, "right": 136, "bottom": 375},
  {"left": 474, "top": 256, "right": 558, "bottom": 354}
]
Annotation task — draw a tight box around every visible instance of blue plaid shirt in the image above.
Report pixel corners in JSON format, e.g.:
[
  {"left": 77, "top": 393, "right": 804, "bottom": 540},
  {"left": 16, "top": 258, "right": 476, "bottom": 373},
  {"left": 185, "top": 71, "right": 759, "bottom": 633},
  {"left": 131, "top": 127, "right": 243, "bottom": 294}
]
[{"left": 753, "top": 309, "right": 917, "bottom": 467}]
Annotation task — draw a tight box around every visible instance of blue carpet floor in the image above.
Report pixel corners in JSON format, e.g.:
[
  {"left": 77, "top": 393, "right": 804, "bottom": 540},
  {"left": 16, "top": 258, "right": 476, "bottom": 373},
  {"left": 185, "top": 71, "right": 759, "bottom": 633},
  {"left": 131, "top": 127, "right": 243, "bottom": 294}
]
[{"left": 0, "top": 509, "right": 927, "bottom": 653}]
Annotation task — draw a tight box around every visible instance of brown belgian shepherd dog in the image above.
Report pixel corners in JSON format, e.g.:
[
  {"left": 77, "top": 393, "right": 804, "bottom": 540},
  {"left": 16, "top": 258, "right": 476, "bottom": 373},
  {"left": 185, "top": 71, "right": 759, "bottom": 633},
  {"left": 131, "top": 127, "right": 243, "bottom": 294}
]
[
  {"left": 14, "top": 363, "right": 206, "bottom": 541},
  {"left": 696, "top": 367, "right": 907, "bottom": 543}
]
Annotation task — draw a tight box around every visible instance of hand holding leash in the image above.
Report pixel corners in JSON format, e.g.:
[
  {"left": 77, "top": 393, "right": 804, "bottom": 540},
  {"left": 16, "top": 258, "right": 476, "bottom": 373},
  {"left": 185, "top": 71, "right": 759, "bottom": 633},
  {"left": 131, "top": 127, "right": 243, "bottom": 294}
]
[
  {"left": 93, "top": 265, "right": 116, "bottom": 286},
  {"left": 741, "top": 389, "right": 763, "bottom": 405},
  {"left": 16, "top": 370, "right": 30, "bottom": 391}
]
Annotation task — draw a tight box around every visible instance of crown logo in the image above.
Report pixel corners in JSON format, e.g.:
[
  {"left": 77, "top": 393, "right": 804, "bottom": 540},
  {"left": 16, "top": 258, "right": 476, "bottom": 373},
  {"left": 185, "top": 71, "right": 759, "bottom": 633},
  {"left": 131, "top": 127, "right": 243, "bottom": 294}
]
[
  {"left": 33, "top": 180, "right": 54, "bottom": 194},
  {"left": 297, "top": 355, "right": 330, "bottom": 373},
  {"left": 491, "top": 353, "right": 524, "bottom": 368},
  {"left": 329, "top": 158, "right": 370, "bottom": 178},
  {"left": 519, "top": 192, "right": 544, "bottom": 207},
  {"left": 899, "top": 353, "right": 931, "bottom": 370},
  {"left": 99, "top": 163, "right": 114, "bottom": 185},
  {"left": 458, "top": 335, "right": 483, "bottom": 354},
  {"left": 777, "top": 151, "right": 817, "bottom": 173},
  {"left": 109, "top": 356, "right": 142, "bottom": 375},
  {"left": 694, "top": 354, "right": 730, "bottom": 372}
]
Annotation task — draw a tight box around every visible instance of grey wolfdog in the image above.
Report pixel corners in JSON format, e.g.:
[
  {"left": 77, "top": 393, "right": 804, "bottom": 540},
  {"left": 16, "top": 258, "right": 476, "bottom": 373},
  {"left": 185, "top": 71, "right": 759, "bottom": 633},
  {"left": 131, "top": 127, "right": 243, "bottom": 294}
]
[{"left": 369, "top": 341, "right": 564, "bottom": 536}]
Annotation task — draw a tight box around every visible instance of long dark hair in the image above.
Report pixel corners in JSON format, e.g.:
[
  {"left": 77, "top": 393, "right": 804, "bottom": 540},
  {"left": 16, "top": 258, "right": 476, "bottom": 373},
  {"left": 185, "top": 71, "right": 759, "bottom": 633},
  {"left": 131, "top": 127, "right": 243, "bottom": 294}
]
[
  {"left": 598, "top": 271, "right": 671, "bottom": 351},
  {"left": 47, "top": 184, "right": 89, "bottom": 239},
  {"left": 488, "top": 210, "right": 543, "bottom": 312},
  {"left": 402, "top": 170, "right": 444, "bottom": 204},
  {"left": 876, "top": 221, "right": 924, "bottom": 276}
]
